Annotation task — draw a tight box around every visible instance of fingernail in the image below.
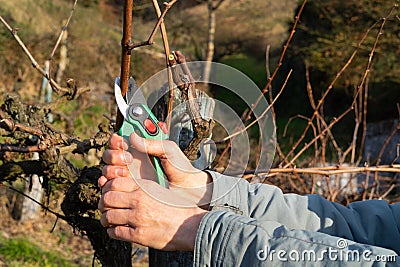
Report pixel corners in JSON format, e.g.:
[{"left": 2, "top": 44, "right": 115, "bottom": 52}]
[
  {"left": 130, "top": 132, "right": 137, "bottom": 142},
  {"left": 122, "top": 140, "right": 129, "bottom": 150},
  {"left": 123, "top": 151, "right": 133, "bottom": 164},
  {"left": 117, "top": 168, "right": 126, "bottom": 177}
]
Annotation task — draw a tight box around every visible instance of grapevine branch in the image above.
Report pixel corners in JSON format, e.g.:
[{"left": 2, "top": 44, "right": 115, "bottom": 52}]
[
  {"left": 0, "top": 11, "right": 90, "bottom": 99},
  {"left": 0, "top": 183, "right": 66, "bottom": 220},
  {"left": 281, "top": 7, "right": 396, "bottom": 166},
  {"left": 48, "top": 0, "right": 78, "bottom": 85},
  {"left": 130, "top": 0, "right": 178, "bottom": 49},
  {"left": 237, "top": 164, "right": 400, "bottom": 178}
]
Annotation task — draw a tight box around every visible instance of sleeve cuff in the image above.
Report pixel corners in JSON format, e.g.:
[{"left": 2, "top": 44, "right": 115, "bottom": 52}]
[
  {"left": 193, "top": 210, "right": 242, "bottom": 266},
  {"left": 205, "top": 171, "right": 248, "bottom": 215}
]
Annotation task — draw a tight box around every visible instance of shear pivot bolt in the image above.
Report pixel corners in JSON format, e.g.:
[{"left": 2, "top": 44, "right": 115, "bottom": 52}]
[{"left": 131, "top": 106, "right": 143, "bottom": 117}]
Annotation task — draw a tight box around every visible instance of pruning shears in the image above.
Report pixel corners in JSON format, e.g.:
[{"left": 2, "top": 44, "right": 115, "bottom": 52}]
[{"left": 114, "top": 77, "right": 169, "bottom": 187}]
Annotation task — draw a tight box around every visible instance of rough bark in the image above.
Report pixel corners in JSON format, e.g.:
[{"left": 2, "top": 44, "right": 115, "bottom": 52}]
[
  {"left": 0, "top": 93, "right": 131, "bottom": 266},
  {"left": 61, "top": 166, "right": 133, "bottom": 267}
]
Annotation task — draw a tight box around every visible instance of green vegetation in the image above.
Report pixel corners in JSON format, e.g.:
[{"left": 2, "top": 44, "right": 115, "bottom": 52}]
[
  {"left": 220, "top": 54, "right": 267, "bottom": 88},
  {"left": 0, "top": 237, "right": 78, "bottom": 267}
]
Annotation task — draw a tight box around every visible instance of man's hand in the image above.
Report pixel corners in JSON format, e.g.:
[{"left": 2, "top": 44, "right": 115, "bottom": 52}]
[
  {"left": 98, "top": 176, "right": 207, "bottom": 250},
  {"left": 98, "top": 133, "right": 213, "bottom": 250},
  {"left": 100, "top": 133, "right": 212, "bottom": 206}
]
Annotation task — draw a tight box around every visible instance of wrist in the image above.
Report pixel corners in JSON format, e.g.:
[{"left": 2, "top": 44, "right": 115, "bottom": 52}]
[
  {"left": 179, "top": 208, "right": 208, "bottom": 251},
  {"left": 168, "top": 171, "right": 213, "bottom": 209},
  {"left": 198, "top": 171, "right": 213, "bottom": 210}
]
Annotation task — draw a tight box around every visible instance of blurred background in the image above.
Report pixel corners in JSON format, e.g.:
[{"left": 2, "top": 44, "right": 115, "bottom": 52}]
[{"left": 0, "top": 0, "right": 399, "bottom": 266}]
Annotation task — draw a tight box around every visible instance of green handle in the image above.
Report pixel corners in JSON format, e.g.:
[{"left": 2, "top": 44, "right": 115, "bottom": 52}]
[{"left": 118, "top": 104, "right": 169, "bottom": 187}]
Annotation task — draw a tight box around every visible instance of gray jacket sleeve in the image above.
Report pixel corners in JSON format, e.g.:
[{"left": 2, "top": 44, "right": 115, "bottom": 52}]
[{"left": 193, "top": 171, "right": 400, "bottom": 266}]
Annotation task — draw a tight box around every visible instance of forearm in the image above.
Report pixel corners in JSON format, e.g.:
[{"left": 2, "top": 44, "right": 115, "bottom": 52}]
[
  {"left": 207, "top": 171, "right": 400, "bottom": 253},
  {"left": 194, "top": 210, "right": 398, "bottom": 266}
]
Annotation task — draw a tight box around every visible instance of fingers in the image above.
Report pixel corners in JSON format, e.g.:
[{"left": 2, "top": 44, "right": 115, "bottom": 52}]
[
  {"left": 102, "top": 165, "right": 129, "bottom": 179},
  {"left": 129, "top": 132, "right": 191, "bottom": 172},
  {"left": 109, "top": 134, "right": 129, "bottom": 150},
  {"left": 106, "top": 226, "right": 140, "bottom": 244},
  {"left": 99, "top": 163, "right": 132, "bottom": 190},
  {"left": 103, "top": 150, "right": 133, "bottom": 165},
  {"left": 101, "top": 177, "right": 139, "bottom": 194},
  {"left": 98, "top": 190, "right": 138, "bottom": 212},
  {"left": 98, "top": 176, "right": 108, "bottom": 188},
  {"left": 100, "top": 209, "right": 132, "bottom": 227}
]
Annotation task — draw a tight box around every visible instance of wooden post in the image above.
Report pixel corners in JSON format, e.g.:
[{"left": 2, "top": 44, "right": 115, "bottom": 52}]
[{"left": 20, "top": 152, "right": 43, "bottom": 221}]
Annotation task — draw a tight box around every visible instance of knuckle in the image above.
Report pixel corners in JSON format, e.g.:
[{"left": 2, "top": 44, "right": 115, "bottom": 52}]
[
  {"left": 109, "top": 178, "right": 122, "bottom": 191},
  {"left": 100, "top": 211, "right": 110, "bottom": 226},
  {"left": 102, "top": 150, "right": 111, "bottom": 163},
  {"left": 98, "top": 198, "right": 104, "bottom": 211},
  {"left": 164, "top": 140, "right": 179, "bottom": 154},
  {"left": 133, "top": 227, "right": 144, "bottom": 242},
  {"left": 102, "top": 191, "right": 114, "bottom": 206},
  {"left": 104, "top": 210, "right": 112, "bottom": 222},
  {"left": 145, "top": 138, "right": 158, "bottom": 150},
  {"left": 133, "top": 188, "right": 145, "bottom": 199},
  {"left": 102, "top": 165, "right": 109, "bottom": 176},
  {"left": 109, "top": 151, "right": 120, "bottom": 164}
]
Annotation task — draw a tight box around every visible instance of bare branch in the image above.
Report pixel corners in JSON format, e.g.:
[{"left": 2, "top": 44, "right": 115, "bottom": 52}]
[
  {"left": 0, "top": 144, "right": 47, "bottom": 153},
  {"left": 237, "top": 164, "right": 400, "bottom": 178},
  {"left": 0, "top": 15, "right": 90, "bottom": 98},
  {"left": 281, "top": 10, "right": 390, "bottom": 166},
  {"left": 243, "top": 0, "right": 307, "bottom": 122},
  {"left": 131, "top": 0, "right": 178, "bottom": 49},
  {"left": 48, "top": 0, "right": 78, "bottom": 86},
  {"left": 115, "top": 0, "right": 134, "bottom": 131},
  {"left": 375, "top": 121, "right": 400, "bottom": 165},
  {"left": 285, "top": 106, "right": 353, "bottom": 167},
  {"left": 222, "top": 69, "right": 293, "bottom": 141},
  {"left": 0, "top": 183, "right": 66, "bottom": 220},
  {"left": 0, "top": 110, "right": 43, "bottom": 136}
]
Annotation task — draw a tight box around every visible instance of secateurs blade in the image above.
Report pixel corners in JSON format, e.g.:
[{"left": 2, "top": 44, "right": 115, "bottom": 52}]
[{"left": 115, "top": 77, "right": 169, "bottom": 187}]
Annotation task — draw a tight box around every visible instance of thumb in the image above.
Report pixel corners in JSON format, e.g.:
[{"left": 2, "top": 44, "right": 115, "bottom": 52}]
[
  {"left": 129, "top": 132, "right": 176, "bottom": 159},
  {"left": 129, "top": 132, "right": 199, "bottom": 181}
]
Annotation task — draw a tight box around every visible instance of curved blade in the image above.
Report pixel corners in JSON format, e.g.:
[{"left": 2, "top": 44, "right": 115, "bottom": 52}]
[
  {"left": 114, "top": 77, "right": 129, "bottom": 120},
  {"left": 127, "top": 77, "right": 147, "bottom": 106}
]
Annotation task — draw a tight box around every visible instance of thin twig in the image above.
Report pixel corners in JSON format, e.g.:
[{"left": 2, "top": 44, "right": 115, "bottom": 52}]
[
  {"left": 375, "top": 122, "right": 400, "bottom": 165},
  {"left": 243, "top": 0, "right": 306, "bottom": 123},
  {"left": 285, "top": 106, "right": 354, "bottom": 167},
  {"left": 151, "top": 0, "right": 176, "bottom": 131},
  {"left": 0, "top": 183, "right": 66, "bottom": 220},
  {"left": 48, "top": 0, "right": 78, "bottom": 87},
  {"left": 281, "top": 18, "right": 382, "bottom": 165},
  {"left": 379, "top": 184, "right": 396, "bottom": 200},
  {"left": 222, "top": 69, "right": 293, "bottom": 141},
  {"left": 236, "top": 164, "right": 400, "bottom": 178},
  {"left": 132, "top": 0, "right": 178, "bottom": 49},
  {"left": 356, "top": 76, "right": 369, "bottom": 165},
  {"left": 305, "top": 64, "right": 341, "bottom": 161},
  {"left": 0, "top": 16, "right": 67, "bottom": 94}
]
